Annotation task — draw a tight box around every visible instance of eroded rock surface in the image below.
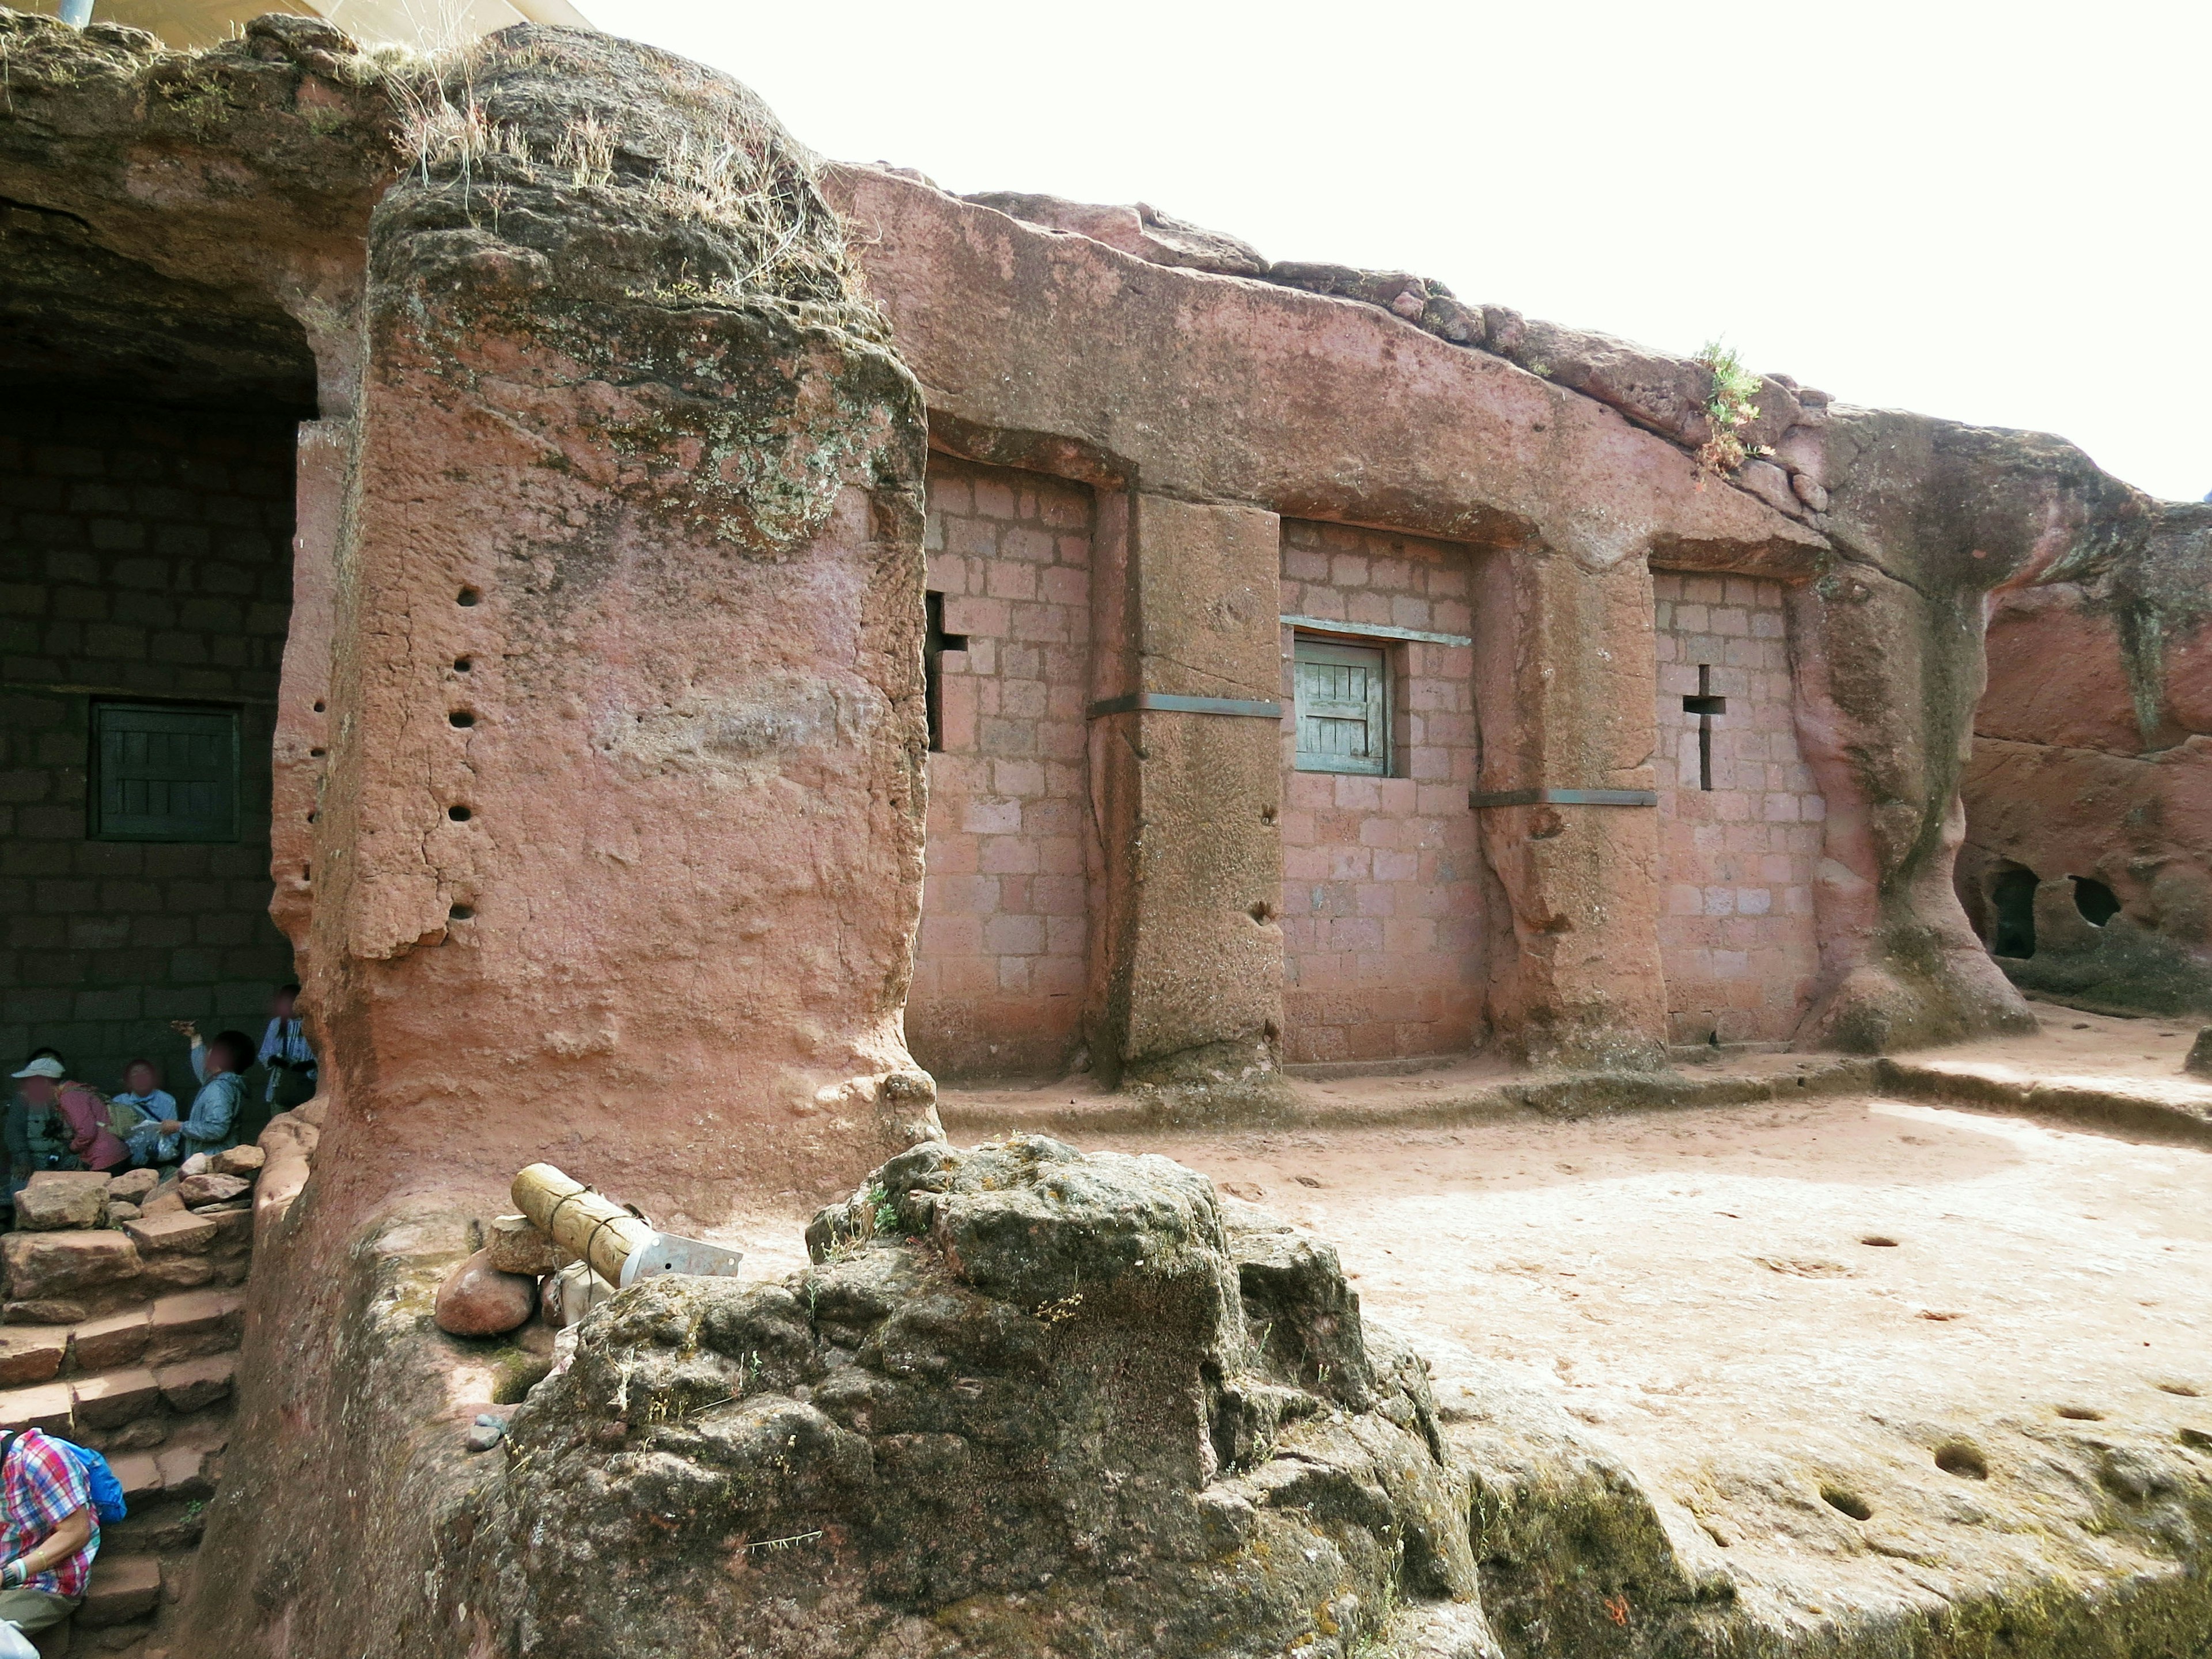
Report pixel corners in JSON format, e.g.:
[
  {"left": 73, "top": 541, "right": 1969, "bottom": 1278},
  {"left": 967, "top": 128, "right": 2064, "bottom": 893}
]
[{"left": 456, "top": 1135, "right": 1480, "bottom": 1657}]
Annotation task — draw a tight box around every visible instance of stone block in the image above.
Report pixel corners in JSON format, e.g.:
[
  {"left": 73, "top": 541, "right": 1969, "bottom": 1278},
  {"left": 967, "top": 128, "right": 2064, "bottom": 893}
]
[
  {"left": 108, "top": 1202, "right": 142, "bottom": 1224},
  {"left": 3, "top": 1229, "right": 140, "bottom": 1300},
  {"left": 123, "top": 1211, "right": 216, "bottom": 1255},
  {"left": 485, "top": 1214, "right": 560, "bottom": 1276},
  {"left": 71, "top": 1366, "right": 161, "bottom": 1429},
  {"left": 3, "top": 1299, "right": 86, "bottom": 1327},
  {"left": 141, "top": 1256, "right": 216, "bottom": 1290},
  {"left": 145, "top": 1289, "right": 243, "bottom": 1366},
  {"left": 154, "top": 1353, "right": 233, "bottom": 1412},
  {"left": 177, "top": 1172, "right": 250, "bottom": 1209},
  {"left": 141, "top": 1188, "right": 185, "bottom": 1217},
  {"left": 70, "top": 1308, "right": 150, "bottom": 1371},
  {"left": 154, "top": 1442, "right": 213, "bottom": 1499},
  {"left": 0, "top": 1381, "right": 74, "bottom": 1434},
  {"left": 203, "top": 1206, "right": 252, "bottom": 1244},
  {"left": 103, "top": 1417, "right": 168, "bottom": 1452},
  {"left": 0, "top": 1325, "right": 68, "bottom": 1388},
  {"left": 210, "top": 1145, "right": 264, "bottom": 1177},
  {"left": 14, "top": 1171, "right": 111, "bottom": 1231},
  {"left": 107, "top": 1168, "right": 160, "bottom": 1205},
  {"left": 107, "top": 1449, "right": 162, "bottom": 1499},
  {"left": 78, "top": 1552, "right": 162, "bottom": 1627}
]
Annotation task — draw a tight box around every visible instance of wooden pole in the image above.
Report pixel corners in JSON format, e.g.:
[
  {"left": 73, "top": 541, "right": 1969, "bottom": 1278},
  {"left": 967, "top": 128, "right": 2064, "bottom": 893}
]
[{"left": 510, "top": 1162, "right": 657, "bottom": 1288}]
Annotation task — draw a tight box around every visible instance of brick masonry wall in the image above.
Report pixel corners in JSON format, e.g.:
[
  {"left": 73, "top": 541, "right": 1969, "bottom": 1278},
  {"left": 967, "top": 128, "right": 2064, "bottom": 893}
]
[
  {"left": 1653, "top": 571, "right": 1823, "bottom": 1046},
  {"left": 907, "top": 456, "right": 1096, "bottom": 1080},
  {"left": 0, "top": 397, "right": 299, "bottom": 1096},
  {"left": 1278, "top": 520, "right": 1483, "bottom": 1063}
]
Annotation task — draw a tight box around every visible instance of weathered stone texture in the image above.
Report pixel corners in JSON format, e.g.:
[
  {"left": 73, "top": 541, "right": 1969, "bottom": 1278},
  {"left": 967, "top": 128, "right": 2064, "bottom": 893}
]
[{"left": 454, "top": 1137, "right": 1481, "bottom": 1658}]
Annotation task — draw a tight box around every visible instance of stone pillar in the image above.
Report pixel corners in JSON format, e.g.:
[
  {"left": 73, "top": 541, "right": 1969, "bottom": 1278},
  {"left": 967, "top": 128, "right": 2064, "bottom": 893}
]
[
  {"left": 1471, "top": 544, "right": 1669, "bottom": 1068},
  {"left": 185, "top": 31, "right": 946, "bottom": 1659},
  {"left": 1087, "top": 492, "right": 1286, "bottom": 1086},
  {"left": 265, "top": 418, "right": 346, "bottom": 957}
]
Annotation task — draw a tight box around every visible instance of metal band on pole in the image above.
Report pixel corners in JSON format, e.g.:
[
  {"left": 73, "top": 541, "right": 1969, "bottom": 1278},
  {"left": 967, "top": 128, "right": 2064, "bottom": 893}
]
[
  {"left": 1470, "top": 787, "right": 1659, "bottom": 808},
  {"left": 1087, "top": 692, "right": 1284, "bottom": 719}
]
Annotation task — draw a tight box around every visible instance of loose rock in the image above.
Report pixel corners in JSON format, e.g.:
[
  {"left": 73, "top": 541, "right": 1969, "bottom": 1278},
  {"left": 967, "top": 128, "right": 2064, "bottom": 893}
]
[
  {"left": 177, "top": 1173, "right": 251, "bottom": 1209},
  {"left": 211, "top": 1146, "right": 266, "bottom": 1177},
  {"left": 107, "top": 1168, "right": 160, "bottom": 1205},
  {"left": 485, "top": 1214, "right": 562, "bottom": 1277},
  {"left": 434, "top": 1249, "right": 537, "bottom": 1337},
  {"left": 14, "top": 1173, "right": 111, "bottom": 1232}
]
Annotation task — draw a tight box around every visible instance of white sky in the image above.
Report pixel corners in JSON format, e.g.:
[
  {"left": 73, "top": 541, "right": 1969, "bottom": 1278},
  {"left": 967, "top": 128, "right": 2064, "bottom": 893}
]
[{"left": 607, "top": 0, "right": 2209, "bottom": 502}]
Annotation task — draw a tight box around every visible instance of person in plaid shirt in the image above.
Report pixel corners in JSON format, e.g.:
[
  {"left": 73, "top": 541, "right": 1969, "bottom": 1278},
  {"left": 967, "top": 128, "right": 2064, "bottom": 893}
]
[{"left": 0, "top": 1429, "right": 98, "bottom": 1637}]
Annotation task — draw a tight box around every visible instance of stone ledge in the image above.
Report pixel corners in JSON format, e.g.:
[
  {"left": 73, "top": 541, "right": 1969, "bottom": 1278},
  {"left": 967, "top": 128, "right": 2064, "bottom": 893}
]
[{"left": 941, "top": 1055, "right": 2212, "bottom": 1147}]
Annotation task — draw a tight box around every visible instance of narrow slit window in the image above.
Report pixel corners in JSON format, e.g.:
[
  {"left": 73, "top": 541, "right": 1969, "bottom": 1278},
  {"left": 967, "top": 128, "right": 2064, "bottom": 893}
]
[
  {"left": 923, "top": 592, "right": 967, "bottom": 753},
  {"left": 1682, "top": 665, "right": 1726, "bottom": 792},
  {"left": 1293, "top": 637, "right": 1388, "bottom": 775},
  {"left": 89, "top": 701, "right": 240, "bottom": 842}
]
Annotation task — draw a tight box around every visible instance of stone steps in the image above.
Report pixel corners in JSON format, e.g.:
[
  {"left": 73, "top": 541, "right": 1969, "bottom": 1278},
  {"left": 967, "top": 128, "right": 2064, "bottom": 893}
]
[{"left": 0, "top": 1354, "right": 235, "bottom": 1449}]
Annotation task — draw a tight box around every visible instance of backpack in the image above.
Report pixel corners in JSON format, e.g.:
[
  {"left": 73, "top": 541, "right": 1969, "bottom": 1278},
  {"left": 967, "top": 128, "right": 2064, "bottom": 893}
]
[
  {"left": 0, "top": 1430, "right": 127, "bottom": 1525},
  {"left": 105, "top": 1094, "right": 149, "bottom": 1142}
]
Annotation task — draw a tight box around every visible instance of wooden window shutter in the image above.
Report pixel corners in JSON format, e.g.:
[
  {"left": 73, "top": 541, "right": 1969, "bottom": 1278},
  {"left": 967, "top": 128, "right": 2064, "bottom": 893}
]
[
  {"left": 1293, "top": 637, "right": 1388, "bottom": 775},
  {"left": 90, "top": 703, "right": 240, "bottom": 843}
]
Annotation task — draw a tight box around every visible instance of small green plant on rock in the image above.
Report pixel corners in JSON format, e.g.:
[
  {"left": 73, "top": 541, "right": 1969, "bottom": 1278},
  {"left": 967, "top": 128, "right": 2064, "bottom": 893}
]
[{"left": 1695, "top": 340, "right": 1763, "bottom": 474}]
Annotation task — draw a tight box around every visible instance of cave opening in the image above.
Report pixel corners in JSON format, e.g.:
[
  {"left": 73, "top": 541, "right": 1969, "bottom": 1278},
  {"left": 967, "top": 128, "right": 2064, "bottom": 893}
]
[{"left": 1989, "top": 865, "right": 2039, "bottom": 959}]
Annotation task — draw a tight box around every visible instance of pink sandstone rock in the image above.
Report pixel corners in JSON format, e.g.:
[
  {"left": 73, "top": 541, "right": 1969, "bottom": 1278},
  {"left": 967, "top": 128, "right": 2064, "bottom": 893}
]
[
  {"left": 434, "top": 1249, "right": 537, "bottom": 1339},
  {"left": 177, "top": 1172, "right": 252, "bottom": 1209},
  {"left": 2, "top": 1230, "right": 139, "bottom": 1302}
]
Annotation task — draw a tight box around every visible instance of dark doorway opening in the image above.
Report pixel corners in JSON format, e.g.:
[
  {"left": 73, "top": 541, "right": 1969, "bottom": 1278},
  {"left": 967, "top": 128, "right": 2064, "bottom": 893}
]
[
  {"left": 1, "top": 204, "right": 314, "bottom": 1103},
  {"left": 1990, "top": 866, "right": 2039, "bottom": 959}
]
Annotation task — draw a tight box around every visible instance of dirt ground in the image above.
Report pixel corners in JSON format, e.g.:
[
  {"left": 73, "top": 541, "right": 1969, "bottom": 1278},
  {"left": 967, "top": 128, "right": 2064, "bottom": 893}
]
[{"left": 714, "top": 1002, "right": 2212, "bottom": 1500}]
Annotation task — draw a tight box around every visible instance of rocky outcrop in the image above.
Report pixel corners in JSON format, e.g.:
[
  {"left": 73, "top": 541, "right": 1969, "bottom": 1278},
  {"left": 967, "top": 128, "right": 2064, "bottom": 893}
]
[
  {"left": 202, "top": 1135, "right": 2211, "bottom": 1659},
  {"left": 1957, "top": 500, "right": 2212, "bottom": 1014},
  {"left": 455, "top": 1135, "right": 1484, "bottom": 1657},
  {"left": 961, "top": 191, "right": 1268, "bottom": 276}
]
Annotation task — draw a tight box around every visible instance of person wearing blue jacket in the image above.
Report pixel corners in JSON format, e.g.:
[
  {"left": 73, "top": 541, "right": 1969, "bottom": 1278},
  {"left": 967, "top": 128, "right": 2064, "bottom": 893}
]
[{"left": 154, "top": 1024, "right": 255, "bottom": 1162}]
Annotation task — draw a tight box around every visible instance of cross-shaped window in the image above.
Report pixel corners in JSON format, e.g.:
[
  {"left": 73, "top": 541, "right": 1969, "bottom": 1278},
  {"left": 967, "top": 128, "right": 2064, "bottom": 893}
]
[
  {"left": 1682, "top": 665, "right": 1726, "bottom": 791},
  {"left": 925, "top": 592, "right": 968, "bottom": 753}
]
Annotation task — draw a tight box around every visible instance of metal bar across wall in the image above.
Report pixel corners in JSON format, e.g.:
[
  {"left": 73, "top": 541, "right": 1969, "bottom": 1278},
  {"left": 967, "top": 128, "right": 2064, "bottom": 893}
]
[
  {"left": 1279, "top": 614, "right": 1472, "bottom": 649},
  {"left": 1086, "top": 691, "right": 1285, "bottom": 719},
  {"left": 1470, "top": 787, "right": 1659, "bottom": 808}
]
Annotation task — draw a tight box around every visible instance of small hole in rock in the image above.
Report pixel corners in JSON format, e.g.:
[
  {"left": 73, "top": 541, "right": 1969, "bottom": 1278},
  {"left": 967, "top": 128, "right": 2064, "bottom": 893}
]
[
  {"left": 1934, "top": 1441, "right": 1988, "bottom": 1480},
  {"left": 448, "top": 805, "right": 472, "bottom": 822},
  {"left": 449, "top": 904, "right": 474, "bottom": 921},
  {"left": 2155, "top": 1382, "right": 2200, "bottom": 1397},
  {"left": 305, "top": 811, "right": 316, "bottom": 824},
  {"left": 1248, "top": 901, "right": 1274, "bottom": 923},
  {"left": 1820, "top": 1485, "right": 1872, "bottom": 1521},
  {"left": 454, "top": 657, "right": 473, "bottom": 672},
  {"left": 309, "top": 747, "right": 325, "bottom": 757},
  {"left": 2055, "top": 1405, "right": 2105, "bottom": 1422},
  {"left": 2071, "top": 875, "right": 2122, "bottom": 926},
  {"left": 457, "top": 587, "right": 481, "bottom": 606},
  {"left": 450, "top": 711, "right": 475, "bottom": 728},
  {"left": 312, "top": 700, "right": 326, "bottom": 713},
  {"left": 1859, "top": 1235, "right": 1900, "bottom": 1247}
]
